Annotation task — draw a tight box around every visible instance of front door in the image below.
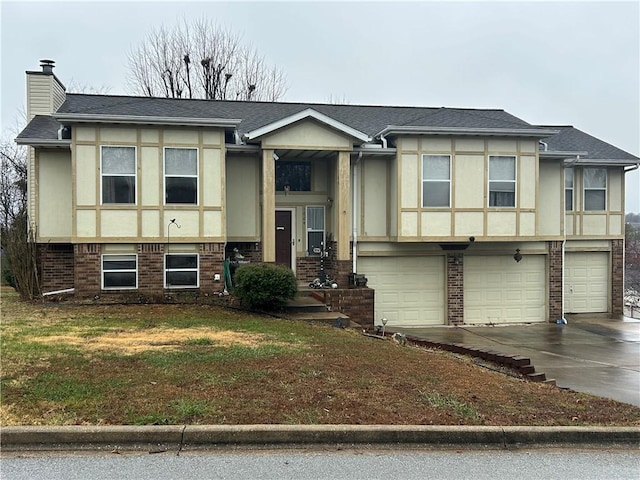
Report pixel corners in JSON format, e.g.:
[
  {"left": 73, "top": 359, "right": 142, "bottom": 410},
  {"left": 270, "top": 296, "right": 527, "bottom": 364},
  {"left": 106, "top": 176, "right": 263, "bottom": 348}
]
[{"left": 275, "top": 210, "right": 294, "bottom": 269}]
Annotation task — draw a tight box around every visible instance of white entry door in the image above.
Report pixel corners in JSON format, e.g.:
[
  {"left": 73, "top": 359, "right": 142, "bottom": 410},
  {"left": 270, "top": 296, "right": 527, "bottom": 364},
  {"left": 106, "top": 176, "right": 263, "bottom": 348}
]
[
  {"left": 359, "top": 256, "right": 445, "bottom": 327},
  {"left": 464, "top": 255, "right": 546, "bottom": 324},
  {"left": 564, "top": 252, "right": 608, "bottom": 313}
]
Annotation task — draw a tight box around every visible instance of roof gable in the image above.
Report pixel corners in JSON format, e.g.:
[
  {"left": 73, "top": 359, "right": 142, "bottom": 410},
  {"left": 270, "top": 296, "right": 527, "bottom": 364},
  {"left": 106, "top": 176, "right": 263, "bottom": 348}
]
[{"left": 244, "top": 108, "right": 371, "bottom": 143}]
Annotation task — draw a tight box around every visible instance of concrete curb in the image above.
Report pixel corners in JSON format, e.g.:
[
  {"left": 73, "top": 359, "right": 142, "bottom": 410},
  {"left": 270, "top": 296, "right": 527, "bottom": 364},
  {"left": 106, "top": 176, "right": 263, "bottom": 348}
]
[{"left": 2, "top": 425, "right": 639, "bottom": 451}]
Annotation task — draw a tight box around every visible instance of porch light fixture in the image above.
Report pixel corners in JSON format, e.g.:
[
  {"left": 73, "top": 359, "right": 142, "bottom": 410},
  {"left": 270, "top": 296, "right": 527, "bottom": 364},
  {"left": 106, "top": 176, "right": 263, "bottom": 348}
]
[
  {"left": 327, "top": 197, "right": 333, "bottom": 207},
  {"left": 513, "top": 248, "right": 523, "bottom": 263},
  {"left": 283, "top": 183, "right": 290, "bottom": 195}
]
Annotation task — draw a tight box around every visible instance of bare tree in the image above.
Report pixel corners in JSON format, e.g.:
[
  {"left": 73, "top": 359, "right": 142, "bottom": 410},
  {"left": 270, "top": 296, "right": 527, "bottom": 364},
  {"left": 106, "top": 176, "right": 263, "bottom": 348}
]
[
  {"left": 127, "top": 18, "right": 287, "bottom": 101},
  {"left": 0, "top": 119, "right": 40, "bottom": 299}
]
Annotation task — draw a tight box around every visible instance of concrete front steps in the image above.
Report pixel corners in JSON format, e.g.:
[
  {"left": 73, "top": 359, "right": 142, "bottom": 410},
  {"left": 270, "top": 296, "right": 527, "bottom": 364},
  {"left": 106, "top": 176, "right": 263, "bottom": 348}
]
[{"left": 283, "top": 286, "right": 351, "bottom": 327}]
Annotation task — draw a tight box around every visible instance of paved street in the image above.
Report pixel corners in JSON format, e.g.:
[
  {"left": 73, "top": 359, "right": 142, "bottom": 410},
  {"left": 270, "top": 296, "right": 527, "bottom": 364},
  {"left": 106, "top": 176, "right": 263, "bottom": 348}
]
[
  {"left": 2, "top": 448, "right": 639, "bottom": 480},
  {"left": 393, "top": 316, "right": 640, "bottom": 406}
]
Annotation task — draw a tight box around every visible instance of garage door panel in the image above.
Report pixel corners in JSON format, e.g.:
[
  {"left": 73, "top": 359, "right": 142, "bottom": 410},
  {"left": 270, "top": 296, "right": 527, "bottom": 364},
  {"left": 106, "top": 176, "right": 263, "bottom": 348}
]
[
  {"left": 359, "top": 256, "right": 445, "bottom": 327},
  {"left": 565, "top": 252, "right": 608, "bottom": 313},
  {"left": 465, "top": 255, "right": 546, "bottom": 324}
]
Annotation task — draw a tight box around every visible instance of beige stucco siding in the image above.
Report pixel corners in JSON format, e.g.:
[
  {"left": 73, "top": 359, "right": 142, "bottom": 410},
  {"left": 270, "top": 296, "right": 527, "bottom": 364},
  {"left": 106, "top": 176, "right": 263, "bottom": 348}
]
[
  {"left": 38, "top": 150, "right": 72, "bottom": 238},
  {"left": 261, "top": 120, "right": 351, "bottom": 150},
  {"left": 396, "top": 136, "right": 545, "bottom": 241},
  {"left": 76, "top": 145, "right": 97, "bottom": 206},
  {"left": 361, "top": 158, "right": 388, "bottom": 237},
  {"left": 226, "top": 155, "right": 260, "bottom": 239},
  {"left": 454, "top": 155, "right": 484, "bottom": 208},
  {"left": 519, "top": 156, "right": 536, "bottom": 209},
  {"left": 538, "top": 160, "right": 562, "bottom": 236},
  {"left": 70, "top": 126, "right": 225, "bottom": 242}
]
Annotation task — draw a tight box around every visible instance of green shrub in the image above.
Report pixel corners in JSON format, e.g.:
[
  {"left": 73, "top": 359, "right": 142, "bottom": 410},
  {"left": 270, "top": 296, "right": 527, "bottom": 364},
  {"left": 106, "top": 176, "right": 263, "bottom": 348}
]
[{"left": 233, "top": 263, "right": 297, "bottom": 311}]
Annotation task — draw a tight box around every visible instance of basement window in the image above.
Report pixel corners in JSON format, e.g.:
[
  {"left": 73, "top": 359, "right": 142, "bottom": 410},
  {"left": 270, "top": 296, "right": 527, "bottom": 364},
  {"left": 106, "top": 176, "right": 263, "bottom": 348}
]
[
  {"left": 102, "top": 254, "right": 137, "bottom": 289},
  {"left": 165, "top": 254, "right": 199, "bottom": 288}
]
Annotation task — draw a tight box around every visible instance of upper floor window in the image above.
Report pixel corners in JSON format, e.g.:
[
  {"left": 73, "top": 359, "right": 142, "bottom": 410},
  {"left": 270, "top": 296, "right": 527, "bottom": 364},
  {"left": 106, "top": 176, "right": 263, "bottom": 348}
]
[
  {"left": 489, "top": 155, "right": 516, "bottom": 207},
  {"left": 565, "top": 168, "right": 574, "bottom": 211},
  {"left": 276, "top": 161, "right": 311, "bottom": 192},
  {"left": 102, "top": 254, "right": 137, "bottom": 289},
  {"left": 101, "top": 146, "right": 136, "bottom": 204},
  {"left": 422, "top": 155, "right": 451, "bottom": 207},
  {"left": 165, "top": 148, "right": 198, "bottom": 204},
  {"left": 584, "top": 168, "right": 606, "bottom": 211},
  {"left": 306, "top": 206, "right": 325, "bottom": 256}
]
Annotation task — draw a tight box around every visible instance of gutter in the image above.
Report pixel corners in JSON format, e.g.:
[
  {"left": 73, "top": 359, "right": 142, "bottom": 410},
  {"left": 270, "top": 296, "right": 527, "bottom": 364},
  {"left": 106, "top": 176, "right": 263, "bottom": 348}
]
[
  {"left": 15, "top": 138, "right": 71, "bottom": 147},
  {"left": 375, "top": 125, "right": 559, "bottom": 138},
  {"left": 53, "top": 113, "right": 241, "bottom": 128}
]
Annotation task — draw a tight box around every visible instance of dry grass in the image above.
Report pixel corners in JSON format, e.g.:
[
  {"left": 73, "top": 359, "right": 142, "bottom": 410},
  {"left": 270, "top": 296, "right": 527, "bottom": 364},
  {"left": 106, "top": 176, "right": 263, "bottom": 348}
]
[{"left": 1, "top": 287, "right": 639, "bottom": 427}]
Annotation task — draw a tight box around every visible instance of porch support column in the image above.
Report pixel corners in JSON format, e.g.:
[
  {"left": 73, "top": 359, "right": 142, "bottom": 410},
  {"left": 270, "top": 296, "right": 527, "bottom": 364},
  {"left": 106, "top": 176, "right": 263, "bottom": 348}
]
[
  {"left": 336, "top": 151, "right": 351, "bottom": 262},
  {"left": 262, "top": 149, "right": 276, "bottom": 263}
]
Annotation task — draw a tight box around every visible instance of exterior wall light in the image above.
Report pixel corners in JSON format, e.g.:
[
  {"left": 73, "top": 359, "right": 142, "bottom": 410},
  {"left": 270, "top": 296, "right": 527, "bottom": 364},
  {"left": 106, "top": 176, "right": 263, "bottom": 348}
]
[{"left": 513, "top": 248, "right": 523, "bottom": 263}]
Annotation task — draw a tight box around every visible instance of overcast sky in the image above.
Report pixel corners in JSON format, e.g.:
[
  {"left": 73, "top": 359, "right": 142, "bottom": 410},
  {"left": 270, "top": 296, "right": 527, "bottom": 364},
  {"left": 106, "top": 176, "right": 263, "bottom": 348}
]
[{"left": 1, "top": 0, "right": 638, "bottom": 211}]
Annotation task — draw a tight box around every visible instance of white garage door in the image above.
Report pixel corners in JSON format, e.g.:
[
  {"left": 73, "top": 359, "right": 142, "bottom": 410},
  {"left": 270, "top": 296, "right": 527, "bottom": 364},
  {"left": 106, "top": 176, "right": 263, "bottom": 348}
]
[
  {"left": 564, "top": 252, "right": 608, "bottom": 313},
  {"left": 358, "top": 256, "right": 445, "bottom": 327},
  {"left": 464, "top": 255, "right": 546, "bottom": 324}
]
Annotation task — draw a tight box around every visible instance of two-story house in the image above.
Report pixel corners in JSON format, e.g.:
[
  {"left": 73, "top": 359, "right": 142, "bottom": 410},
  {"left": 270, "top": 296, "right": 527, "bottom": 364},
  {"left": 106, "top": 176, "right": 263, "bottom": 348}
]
[{"left": 17, "top": 60, "right": 639, "bottom": 327}]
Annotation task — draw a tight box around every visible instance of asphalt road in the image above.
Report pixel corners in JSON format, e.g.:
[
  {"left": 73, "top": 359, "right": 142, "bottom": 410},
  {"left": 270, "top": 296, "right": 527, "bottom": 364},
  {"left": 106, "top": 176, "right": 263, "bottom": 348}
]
[{"left": 2, "top": 448, "right": 639, "bottom": 480}]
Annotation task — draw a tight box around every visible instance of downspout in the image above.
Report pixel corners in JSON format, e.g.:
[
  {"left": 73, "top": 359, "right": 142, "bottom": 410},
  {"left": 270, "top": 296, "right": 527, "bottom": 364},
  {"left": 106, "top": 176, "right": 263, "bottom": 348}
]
[
  {"left": 352, "top": 151, "right": 363, "bottom": 274},
  {"left": 380, "top": 133, "right": 388, "bottom": 149}
]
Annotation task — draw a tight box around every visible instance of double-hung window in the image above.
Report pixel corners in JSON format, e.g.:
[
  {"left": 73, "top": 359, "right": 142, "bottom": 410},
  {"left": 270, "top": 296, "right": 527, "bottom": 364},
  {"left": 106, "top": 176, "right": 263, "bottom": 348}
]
[
  {"left": 565, "top": 168, "right": 574, "bottom": 211},
  {"left": 584, "top": 168, "right": 606, "bottom": 211},
  {"left": 422, "top": 155, "right": 451, "bottom": 207},
  {"left": 101, "top": 146, "right": 136, "bottom": 204},
  {"left": 165, "top": 254, "right": 199, "bottom": 288},
  {"left": 306, "top": 206, "right": 325, "bottom": 255},
  {"left": 102, "top": 254, "right": 137, "bottom": 289},
  {"left": 489, "top": 155, "right": 516, "bottom": 207},
  {"left": 165, "top": 148, "right": 198, "bottom": 204}
]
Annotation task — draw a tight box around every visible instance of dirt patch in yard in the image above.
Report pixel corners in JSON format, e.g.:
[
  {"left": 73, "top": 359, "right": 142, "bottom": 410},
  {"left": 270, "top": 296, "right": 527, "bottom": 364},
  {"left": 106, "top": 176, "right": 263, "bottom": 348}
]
[{"left": 32, "top": 328, "right": 268, "bottom": 354}]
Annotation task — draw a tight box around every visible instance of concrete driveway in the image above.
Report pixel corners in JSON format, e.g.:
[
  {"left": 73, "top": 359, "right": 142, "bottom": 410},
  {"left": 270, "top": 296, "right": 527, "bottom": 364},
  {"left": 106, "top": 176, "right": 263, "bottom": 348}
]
[{"left": 392, "top": 316, "right": 640, "bottom": 407}]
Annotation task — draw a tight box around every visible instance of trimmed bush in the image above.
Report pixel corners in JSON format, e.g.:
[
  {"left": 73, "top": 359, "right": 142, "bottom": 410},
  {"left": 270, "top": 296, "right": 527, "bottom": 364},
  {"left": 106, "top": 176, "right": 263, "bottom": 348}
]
[{"left": 233, "top": 263, "right": 297, "bottom": 311}]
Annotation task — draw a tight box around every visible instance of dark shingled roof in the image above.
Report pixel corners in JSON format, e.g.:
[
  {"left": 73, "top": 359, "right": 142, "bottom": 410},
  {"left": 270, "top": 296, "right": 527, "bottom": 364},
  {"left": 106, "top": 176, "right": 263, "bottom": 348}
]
[
  {"left": 16, "top": 115, "right": 62, "bottom": 140},
  {"left": 540, "top": 126, "right": 639, "bottom": 161},
  {"left": 52, "top": 93, "right": 533, "bottom": 136},
  {"left": 16, "top": 94, "right": 639, "bottom": 164}
]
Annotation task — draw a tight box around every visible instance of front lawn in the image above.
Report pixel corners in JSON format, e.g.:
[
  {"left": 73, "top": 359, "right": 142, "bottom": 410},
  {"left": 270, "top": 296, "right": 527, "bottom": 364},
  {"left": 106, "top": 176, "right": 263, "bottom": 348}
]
[{"left": 1, "top": 288, "right": 639, "bottom": 426}]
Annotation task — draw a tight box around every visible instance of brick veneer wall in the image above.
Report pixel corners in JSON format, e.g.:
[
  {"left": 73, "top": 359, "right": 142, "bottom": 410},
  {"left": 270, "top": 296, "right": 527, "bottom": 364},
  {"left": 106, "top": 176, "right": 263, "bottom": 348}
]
[
  {"left": 446, "top": 253, "right": 464, "bottom": 325},
  {"left": 324, "top": 287, "right": 374, "bottom": 327},
  {"left": 548, "top": 241, "right": 563, "bottom": 322},
  {"left": 137, "top": 244, "right": 164, "bottom": 297},
  {"left": 74, "top": 243, "right": 101, "bottom": 298},
  {"left": 39, "top": 244, "right": 74, "bottom": 293},
  {"left": 199, "top": 243, "right": 225, "bottom": 293},
  {"left": 612, "top": 239, "right": 624, "bottom": 316},
  {"left": 296, "top": 256, "right": 321, "bottom": 282}
]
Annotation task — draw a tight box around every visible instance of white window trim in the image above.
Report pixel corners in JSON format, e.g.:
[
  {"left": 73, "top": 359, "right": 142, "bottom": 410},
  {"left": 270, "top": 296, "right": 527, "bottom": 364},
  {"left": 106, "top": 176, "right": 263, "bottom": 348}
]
[
  {"left": 164, "top": 253, "right": 200, "bottom": 289},
  {"left": 100, "top": 145, "right": 137, "bottom": 205},
  {"left": 565, "top": 167, "right": 574, "bottom": 211},
  {"left": 163, "top": 147, "right": 199, "bottom": 205},
  {"left": 583, "top": 168, "right": 607, "bottom": 211},
  {"left": 306, "top": 205, "right": 326, "bottom": 256},
  {"left": 101, "top": 254, "right": 138, "bottom": 290},
  {"left": 421, "top": 154, "right": 451, "bottom": 208},
  {"left": 488, "top": 155, "right": 517, "bottom": 208}
]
